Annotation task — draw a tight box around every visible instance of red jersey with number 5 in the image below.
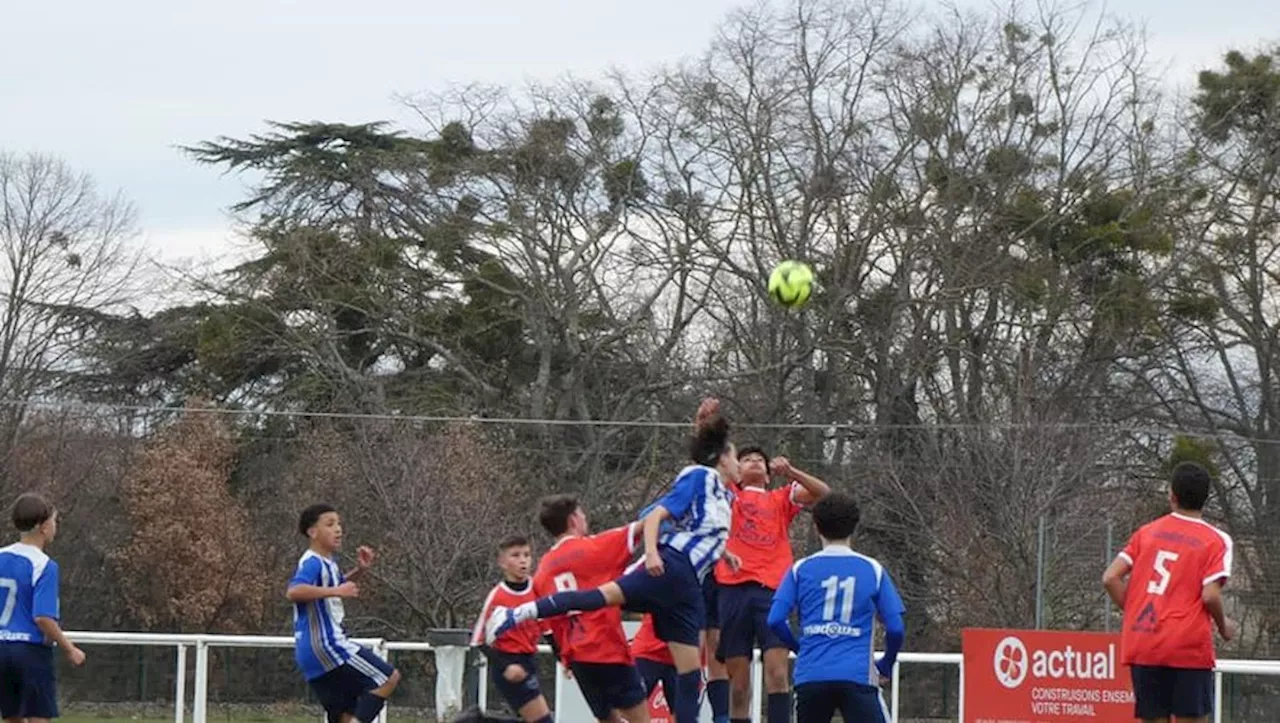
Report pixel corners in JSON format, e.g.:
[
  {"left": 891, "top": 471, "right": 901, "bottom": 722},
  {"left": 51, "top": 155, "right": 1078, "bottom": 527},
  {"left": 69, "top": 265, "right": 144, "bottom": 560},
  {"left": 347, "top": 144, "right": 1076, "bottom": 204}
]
[
  {"left": 532, "top": 523, "right": 640, "bottom": 665},
  {"left": 1118, "top": 512, "right": 1233, "bottom": 669}
]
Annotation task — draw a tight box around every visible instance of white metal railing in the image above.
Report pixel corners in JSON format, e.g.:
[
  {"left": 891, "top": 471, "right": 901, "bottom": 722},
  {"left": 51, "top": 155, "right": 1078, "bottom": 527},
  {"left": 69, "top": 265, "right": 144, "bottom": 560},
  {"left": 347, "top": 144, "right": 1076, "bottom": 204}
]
[{"left": 64, "top": 631, "right": 1280, "bottom": 723}]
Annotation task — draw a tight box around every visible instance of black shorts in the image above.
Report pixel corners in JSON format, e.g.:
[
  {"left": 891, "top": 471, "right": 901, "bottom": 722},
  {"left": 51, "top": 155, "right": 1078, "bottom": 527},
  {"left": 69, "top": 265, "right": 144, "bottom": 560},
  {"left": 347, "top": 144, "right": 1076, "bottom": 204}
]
[
  {"left": 795, "top": 680, "right": 889, "bottom": 723},
  {"left": 702, "top": 574, "right": 720, "bottom": 630},
  {"left": 717, "top": 581, "right": 788, "bottom": 659},
  {"left": 308, "top": 646, "right": 395, "bottom": 723},
  {"left": 569, "top": 662, "right": 648, "bottom": 720},
  {"left": 0, "top": 642, "right": 58, "bottom": 720},
  {"left": 617, "top": 546, "right": 705, "bottom": 647},
  {"left": 635, "top": 657, "right": 678, "bottom": 699},
  {"left": 487, "top": 650, "right": 543, "bottom": 712},
  {"left": 1130, "top": 665, "right": 1213, "bottom": 719}
]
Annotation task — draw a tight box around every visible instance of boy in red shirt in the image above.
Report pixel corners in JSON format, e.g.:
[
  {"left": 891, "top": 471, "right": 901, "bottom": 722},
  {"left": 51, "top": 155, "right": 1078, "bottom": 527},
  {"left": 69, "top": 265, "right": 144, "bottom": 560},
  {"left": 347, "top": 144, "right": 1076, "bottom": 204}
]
[
  {"left": 471, "top": 536, "right": 553, "bottom": 723},
  {"left": 531, "top": 494, "right": 649, "bottom": 723},
  {"left": 715, "top": 447, "right": 829, "bottom": 723},
  {"left": 1103, "top": 461, "right": 1236, "bottom": 723}
]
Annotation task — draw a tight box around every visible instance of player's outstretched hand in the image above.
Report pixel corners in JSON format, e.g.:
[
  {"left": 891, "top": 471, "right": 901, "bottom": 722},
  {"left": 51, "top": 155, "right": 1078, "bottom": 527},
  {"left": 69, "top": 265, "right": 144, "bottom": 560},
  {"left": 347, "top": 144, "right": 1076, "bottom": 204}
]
[
  {"left": 694, "top": 397, "right": 720, "bottom": 429},
  {"left": 357, "top": 545, "right": 377, "bottom": 569},
  {"left": 645, "top": 549, "right": 665, "bottom": 577},
  {"left": 66, "top": 645, "right": 86, "bottom": 667},
  {"left": 336, "top": 581, "right": 360, "bottom": 598}
]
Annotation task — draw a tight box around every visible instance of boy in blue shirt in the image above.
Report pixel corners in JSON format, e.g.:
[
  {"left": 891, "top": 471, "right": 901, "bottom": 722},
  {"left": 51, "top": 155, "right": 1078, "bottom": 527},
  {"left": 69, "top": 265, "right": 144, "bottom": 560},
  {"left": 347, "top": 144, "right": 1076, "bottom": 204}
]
[
  {"left": 288, "top": 504, "right": 401, "bottom": 723},
  {"left": 767, "top": 492, "right": 905, "bottom": 723},
  {"left": 0, "top": 493, "right": 86, "bottom": 723}
]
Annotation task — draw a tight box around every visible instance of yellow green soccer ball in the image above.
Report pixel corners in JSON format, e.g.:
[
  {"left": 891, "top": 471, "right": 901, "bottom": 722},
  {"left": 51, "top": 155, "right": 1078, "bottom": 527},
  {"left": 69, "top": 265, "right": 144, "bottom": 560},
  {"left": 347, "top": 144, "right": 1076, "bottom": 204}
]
[{"left": 767, "top": 260, "right": 814, "bottom": 308}]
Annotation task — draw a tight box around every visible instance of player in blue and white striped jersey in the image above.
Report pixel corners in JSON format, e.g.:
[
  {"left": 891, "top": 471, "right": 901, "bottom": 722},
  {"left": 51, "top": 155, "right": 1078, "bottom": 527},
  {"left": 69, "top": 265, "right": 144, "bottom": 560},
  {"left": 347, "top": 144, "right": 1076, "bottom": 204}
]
[
  {"left": 288, "top": 504, "right": 401, "bottom": 723},
  {"left": 767, "top": 492, "right": 906, "bottom": 723},
  {"left": 485, "top": 398, "right": 740, "bottom": 723}
]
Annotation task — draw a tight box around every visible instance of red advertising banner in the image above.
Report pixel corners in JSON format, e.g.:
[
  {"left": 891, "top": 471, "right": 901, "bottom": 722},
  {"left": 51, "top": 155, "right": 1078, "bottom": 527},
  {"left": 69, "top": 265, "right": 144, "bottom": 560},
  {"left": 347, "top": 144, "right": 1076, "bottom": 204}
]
[
  {"left": 963, "top": 628, "right": 1136, "bottom": 722},
  {"left": 646, "top": 680, "right": 671, "bottom": 723}
]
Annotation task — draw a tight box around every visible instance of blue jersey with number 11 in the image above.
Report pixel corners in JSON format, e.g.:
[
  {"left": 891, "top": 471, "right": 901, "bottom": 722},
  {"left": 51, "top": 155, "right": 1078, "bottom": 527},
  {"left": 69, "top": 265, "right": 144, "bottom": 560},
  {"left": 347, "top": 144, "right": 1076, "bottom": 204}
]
[{"left": 770, "top": 545, "right": 904, "bottom": 686}]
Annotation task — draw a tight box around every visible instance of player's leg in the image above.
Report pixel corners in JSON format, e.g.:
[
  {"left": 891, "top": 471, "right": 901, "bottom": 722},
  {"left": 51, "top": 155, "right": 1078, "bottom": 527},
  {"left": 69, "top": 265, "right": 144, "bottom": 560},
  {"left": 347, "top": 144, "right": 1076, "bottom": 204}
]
[
  {"left": 702, "top": 576, "right": 730, "bottom": 723},
  {"left": 577, "top": 662, "right": 651, "bottom": 723},
  {"left": 347, "top": 647, "right": 401, "bottom": 723},
  {"left": 836, "top": 682, "right": 888, "bottom": 723},
  {"left": 715, "top": 583, "right": 756, "bottom": 722},
  {"left": 487, "top": 581, "right": 627, "bottom": 643},
  {"left": 1130, "top": 665, "right": 1173, "bottom": 723},
  {"left": 0, "top": 644, "right": 24, "bottom": 723},
  {"left": 489, "top": 652, "right": 553, "bottom": 723},
  {"left": 1168, "top": 667, "right": 1212, "bottom": 723},
  {"left": 753, "top": 584, "right": 793, "bottom": 723},
  {"left": 568, "top": 662, "right": 619, "bottom": 723},
  {"left": 644, "top": 550, "right": 711, "bottom": 723},
  {"left": 635, "top": 657, "right": 678, "bottom": 702},
  {"left": 17, "top": 644, "right": 59, "bottom": 723}
]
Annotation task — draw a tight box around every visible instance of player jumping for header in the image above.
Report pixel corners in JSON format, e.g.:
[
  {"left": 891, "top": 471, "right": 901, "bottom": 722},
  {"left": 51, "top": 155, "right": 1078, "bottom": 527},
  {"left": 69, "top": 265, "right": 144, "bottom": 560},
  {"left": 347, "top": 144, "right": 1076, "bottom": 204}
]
[
  {"left": 1103, "top": 461, "right": 1235, "bottom": 723},
  {"left": 715, "top": 445, "right": 830, "bottom": 723},
  {"left": 288, "top": 504, "right": 400, "bottom": 723},
  {"left": 767, "top": 492, "right": 905, "bottom": 723},
  {"left": 486, "top": 398, "right": 739, "bottom": 723}
]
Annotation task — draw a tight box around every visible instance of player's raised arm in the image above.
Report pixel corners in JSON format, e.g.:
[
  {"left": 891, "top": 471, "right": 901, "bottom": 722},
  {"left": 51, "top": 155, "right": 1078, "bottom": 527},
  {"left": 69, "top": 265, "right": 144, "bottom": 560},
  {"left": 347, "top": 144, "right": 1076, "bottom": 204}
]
[
  {"left": 772, "top": 456, "right": 831, "bottom": 505},
  {"left": 641, "top": 505, "right": 672, "bottom": 576}
]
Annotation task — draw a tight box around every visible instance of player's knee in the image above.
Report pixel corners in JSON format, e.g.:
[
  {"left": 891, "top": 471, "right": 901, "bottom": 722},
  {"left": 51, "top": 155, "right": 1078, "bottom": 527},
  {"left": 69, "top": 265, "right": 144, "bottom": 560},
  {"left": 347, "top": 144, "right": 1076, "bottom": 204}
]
[
  {"left": 763, "top": 662, "right": 789, "bottom": 692},
  {"left": 730, "top": 670, "right": 751, "bottom": 695},
  {"left": 503, "top": 663, "right": 527, "bottom": 682},
  {"left": 382, "top": 668, "right": 402, "bottom": 692}
]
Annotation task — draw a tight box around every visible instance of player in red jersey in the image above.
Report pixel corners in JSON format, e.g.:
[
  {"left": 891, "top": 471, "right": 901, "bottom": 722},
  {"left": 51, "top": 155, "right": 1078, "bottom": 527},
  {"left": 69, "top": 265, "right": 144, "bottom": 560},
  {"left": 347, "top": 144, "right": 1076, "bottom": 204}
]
[
  {"left": 1103, "top": 461, "right": 1235, "bottom": 723},
  {"left": 471, "top": 536, "right": 554, "bottom": 723},
  {"left": 531, "top": 494, "right": 650, "bottom": 723},
  {"left": 714, "top": 446, "right": 829, "bottom": 723}
]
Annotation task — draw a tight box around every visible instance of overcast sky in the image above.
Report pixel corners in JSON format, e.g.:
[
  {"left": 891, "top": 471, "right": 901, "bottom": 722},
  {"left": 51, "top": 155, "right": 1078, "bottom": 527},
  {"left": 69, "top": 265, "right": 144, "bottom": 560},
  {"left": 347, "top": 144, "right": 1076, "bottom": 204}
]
[{"left": 1, "top": 0, "right": 1274, "bottom": 270}]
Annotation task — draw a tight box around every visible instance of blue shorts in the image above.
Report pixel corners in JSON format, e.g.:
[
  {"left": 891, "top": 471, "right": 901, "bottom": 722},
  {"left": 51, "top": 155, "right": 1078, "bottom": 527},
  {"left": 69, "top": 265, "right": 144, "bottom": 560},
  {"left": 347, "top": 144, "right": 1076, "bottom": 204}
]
[
  {"left": 717, "top": 581, "right": 788, "bottom": 659},
  {"left": 0, "top": 642, "right": 58, "bottom": 720},
  {"left": 569, "top": 662, "right": 648, "bottom": 720},
  {"left": 487, "top": 650, "right": 543, "bottom": 712},
  {"left": 308, "top": 646, "right": 395, "bottom": 723},
  {"left": 795, "top": 681, "right": 889, "bottom": 723},
  {"left": 702, "top": 574, "right": 719, "bottom": 630},
  {"left": 635, "top": 657, "right": 678, "bottom": 700},
  {"left": 617, "top": 546, "right": 705, "bottom": 647}
]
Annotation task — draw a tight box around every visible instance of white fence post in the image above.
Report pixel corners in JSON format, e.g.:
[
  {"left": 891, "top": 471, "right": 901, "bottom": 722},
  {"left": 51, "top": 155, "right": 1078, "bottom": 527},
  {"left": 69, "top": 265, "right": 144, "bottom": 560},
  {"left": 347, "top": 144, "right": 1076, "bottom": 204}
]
[
  {"left": 750, "top": 648, "right": 763, "bottom": 723},
  {"left": 192, "top": 640, "right": 209, "bottom": 723},
  {"left": 891, "top": 657, "right": 901, "bottom": 721},
  {"left": 174, "top": 644, "right": 187, "bottom": 723},
  {"left": 1214, "top": 669, "right": 1224, "bottom": 723}
]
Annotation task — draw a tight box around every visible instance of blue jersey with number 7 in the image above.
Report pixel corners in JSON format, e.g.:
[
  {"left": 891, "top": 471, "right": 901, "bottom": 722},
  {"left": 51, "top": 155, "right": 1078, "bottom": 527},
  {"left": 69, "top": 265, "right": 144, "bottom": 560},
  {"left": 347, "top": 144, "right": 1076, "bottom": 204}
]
[
  {"left": 0, "top": 543, "right": 60, "bottom": 644},
  {"left": 769, "top": 545, "right": 905, "bottom": 686}
]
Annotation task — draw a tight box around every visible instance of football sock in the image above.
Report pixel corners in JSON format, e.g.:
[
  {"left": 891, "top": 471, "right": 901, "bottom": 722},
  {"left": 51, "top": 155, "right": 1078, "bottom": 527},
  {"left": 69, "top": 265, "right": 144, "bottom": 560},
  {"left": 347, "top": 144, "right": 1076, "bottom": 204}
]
[{"left": 768, "top": 692, "right": 792, "bottom": 723}]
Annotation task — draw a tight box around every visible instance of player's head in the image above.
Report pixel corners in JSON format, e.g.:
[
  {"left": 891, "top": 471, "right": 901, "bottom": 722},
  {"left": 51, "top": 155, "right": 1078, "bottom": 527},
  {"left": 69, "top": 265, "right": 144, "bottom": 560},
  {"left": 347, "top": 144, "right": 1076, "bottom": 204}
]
[
  {"left": 812, "top": 491, "right": 860, "bottom": 543},
  {"left": 497, "top": 534, "right": 532, "bottom": 582},
  {"left": 12, "top": 493, "right": 57, "bottom": 542},
  {"left": 298, "top": 503, "right": 342, "bottom": 552},
  {"left": 690, "top": 414, "right": 738, "bottom": 482},
  {"left": 737, "top": 445, "right": 770, "bottom": 487},
  {"left": 1169, "top": 461, "right": 1212, "bottom": 512},
  {"left": 539, "top": 494, "right": 587, "bottom": 538}
]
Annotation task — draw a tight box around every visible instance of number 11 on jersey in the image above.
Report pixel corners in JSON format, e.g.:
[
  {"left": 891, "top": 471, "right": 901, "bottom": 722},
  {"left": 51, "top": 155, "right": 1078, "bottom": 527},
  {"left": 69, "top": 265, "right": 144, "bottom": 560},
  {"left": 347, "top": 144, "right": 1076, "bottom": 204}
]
[{"left": 820, "top": 575, "right": 855, "bottom": 624}]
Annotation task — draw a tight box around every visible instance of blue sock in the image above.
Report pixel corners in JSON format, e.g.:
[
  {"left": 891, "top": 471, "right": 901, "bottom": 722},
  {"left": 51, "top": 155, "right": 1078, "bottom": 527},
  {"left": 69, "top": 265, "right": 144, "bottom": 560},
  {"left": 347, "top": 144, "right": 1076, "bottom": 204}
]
[
  {"left": 675, "top": 670, "right": 702, "bottom": 723},
  {"left": 767, "top": 692, "right": 792, "bottom": 723},
  {"left": 707, "top": 678, "right": 730, "bottom": 723},
  {"left": 533, "top": 589, "right": 606, "bottom": 619},
  {"left": 353, "top": 692, "right": 387, "bottom": 723}
]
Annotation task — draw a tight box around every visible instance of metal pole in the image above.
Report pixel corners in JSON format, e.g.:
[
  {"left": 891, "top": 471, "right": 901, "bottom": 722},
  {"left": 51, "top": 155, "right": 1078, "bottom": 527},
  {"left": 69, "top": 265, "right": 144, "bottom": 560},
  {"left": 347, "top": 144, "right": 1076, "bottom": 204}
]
[
  {"left": 750, "top": 648, "right": 763, "bottom": 723},
  {"left": 192, "top": 641, "right": 209, "bottom": 723},
  {"left": 174, "top": 644, "right": 187, "bottom": 723},
  {"left": 1035, "top": 515, "right": 1046, "bottom": 629},
  {"left": 1214, "top": 670, "right": 1223, "bottom": 723},
  {"left": 890, "top": 659, "right": 901, "bottom": 721}
]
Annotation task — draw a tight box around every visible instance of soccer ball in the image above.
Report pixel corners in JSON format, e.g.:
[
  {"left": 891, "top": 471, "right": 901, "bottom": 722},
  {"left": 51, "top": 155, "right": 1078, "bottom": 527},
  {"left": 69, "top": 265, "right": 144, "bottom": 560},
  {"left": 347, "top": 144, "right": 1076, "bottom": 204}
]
[{"left": 767, "top": 260, "right": 814, "bottom": 308}]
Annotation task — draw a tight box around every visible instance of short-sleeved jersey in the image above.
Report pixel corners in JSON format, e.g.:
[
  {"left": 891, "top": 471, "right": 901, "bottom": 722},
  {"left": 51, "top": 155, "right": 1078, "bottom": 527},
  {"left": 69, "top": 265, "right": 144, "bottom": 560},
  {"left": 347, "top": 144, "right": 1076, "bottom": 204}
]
[
  {"left": 715, "top": 481, "right": 804, "bottom": 588},
  {"left": 630, "top": 614, "right": 673, "bottom": 665},
  {"left": 533, "top": 524, "right": 640, "bottom": 665},
  {"left": 289, "top": 550, "right": 360, "bottom": 680},
  {"left": 770, "top": 545, "right": 905, "bottom": 687},
  {"left": 1117, "top": 512, "right": 1233, "bottom": 669},
  {"left": 0, "top": 543, "right": 59, "bottom": 645},
  {"left": 472, "top": 580, "right": 546, "bottom": 655},
  {"left": 652, "top": 465, "right": 734, "bottom": 581}
]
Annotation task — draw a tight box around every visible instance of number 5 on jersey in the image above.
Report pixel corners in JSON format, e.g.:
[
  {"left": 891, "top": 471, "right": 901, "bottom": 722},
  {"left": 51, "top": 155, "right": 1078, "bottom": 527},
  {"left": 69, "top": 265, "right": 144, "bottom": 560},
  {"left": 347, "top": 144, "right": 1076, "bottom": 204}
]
[{"left": 1148, "top": 550, "right": 1179, "bottom": 595}]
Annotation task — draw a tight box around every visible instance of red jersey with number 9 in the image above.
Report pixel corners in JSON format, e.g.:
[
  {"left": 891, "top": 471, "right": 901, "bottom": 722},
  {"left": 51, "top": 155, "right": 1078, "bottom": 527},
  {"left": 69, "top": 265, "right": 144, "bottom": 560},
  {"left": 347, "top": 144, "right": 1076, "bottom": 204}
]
[
  {"left": 532, "top": 523, "right": 640, "bottom": 665},
  {"left": 1118, "top": 512, "right": 1233, "bottom": 669}
]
